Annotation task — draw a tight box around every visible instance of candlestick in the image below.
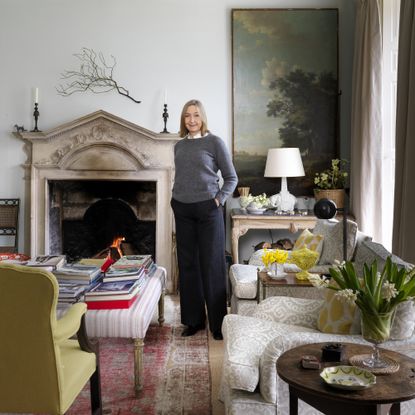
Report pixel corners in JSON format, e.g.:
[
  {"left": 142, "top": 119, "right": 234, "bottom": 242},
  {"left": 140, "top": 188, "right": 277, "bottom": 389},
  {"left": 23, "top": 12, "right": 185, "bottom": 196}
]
[
  {"left": 161, "top": 103, "right": 170, "bottom": 133},
  {"left": 31, "top": 102, "right": 42, "bottom": 132},
  {"left": 34, "top": 87, "right": 39, "bottom": 104}
]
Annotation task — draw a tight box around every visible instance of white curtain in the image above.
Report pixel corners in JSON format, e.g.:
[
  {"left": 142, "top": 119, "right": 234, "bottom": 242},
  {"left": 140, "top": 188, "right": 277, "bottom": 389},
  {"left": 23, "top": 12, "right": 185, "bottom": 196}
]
[
  {"left": 392, "top": 0, "right": 415, "bottom": 263},
  {"left": 350, "top": 0, "right": 383, "bottom": 242}
]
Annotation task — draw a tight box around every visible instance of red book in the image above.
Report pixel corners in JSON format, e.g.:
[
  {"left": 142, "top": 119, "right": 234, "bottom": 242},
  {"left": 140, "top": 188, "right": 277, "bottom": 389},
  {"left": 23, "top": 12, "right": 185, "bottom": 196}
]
[{"left": 85, "top": 294, "right": 138, "bottom": 310}]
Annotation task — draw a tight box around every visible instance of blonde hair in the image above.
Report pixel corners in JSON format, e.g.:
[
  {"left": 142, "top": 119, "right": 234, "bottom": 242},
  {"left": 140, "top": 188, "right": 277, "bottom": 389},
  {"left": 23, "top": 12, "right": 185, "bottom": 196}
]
[{"left": 179, "top": 99, "right": 209, "bottom": 138}]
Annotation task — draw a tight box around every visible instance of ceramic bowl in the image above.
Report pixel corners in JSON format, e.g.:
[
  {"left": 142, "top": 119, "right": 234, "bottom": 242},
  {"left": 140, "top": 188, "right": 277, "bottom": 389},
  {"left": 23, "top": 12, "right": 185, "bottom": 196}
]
[{"left": 320, "top": 365, "right": 376, "bottom": 390}]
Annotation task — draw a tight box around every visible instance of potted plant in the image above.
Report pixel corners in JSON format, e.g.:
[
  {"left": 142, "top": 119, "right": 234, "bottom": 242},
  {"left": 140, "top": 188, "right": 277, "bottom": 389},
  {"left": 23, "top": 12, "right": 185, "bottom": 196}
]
[{"left": 314, "top": 159, "right": 348, "bottom": 208}]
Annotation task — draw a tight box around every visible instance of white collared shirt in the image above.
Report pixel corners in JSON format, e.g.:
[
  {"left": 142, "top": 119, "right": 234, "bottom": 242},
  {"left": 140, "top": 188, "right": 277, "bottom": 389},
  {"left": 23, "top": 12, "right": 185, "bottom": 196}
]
[{"left": 186, "top": 132, "right": 208, "bottom": 139}]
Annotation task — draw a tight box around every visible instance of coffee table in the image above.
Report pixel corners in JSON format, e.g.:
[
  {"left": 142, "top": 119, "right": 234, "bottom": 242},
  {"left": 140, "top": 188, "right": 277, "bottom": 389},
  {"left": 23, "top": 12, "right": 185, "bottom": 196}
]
[
  {"left": 277, "top": 342, "right": 415, "bottom": 415},
  {"left": 58, "top": 266, "right": 165, "bottom": 395},
  {"left": 256, "top": 269, "right": 314, "bottom": 302}
]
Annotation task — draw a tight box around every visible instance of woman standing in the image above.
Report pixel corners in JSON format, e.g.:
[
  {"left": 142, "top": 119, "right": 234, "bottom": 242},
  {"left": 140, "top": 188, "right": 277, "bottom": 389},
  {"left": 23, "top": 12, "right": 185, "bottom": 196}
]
[{"left": 171, "top": 99, "right": 237, "bottom": 340}]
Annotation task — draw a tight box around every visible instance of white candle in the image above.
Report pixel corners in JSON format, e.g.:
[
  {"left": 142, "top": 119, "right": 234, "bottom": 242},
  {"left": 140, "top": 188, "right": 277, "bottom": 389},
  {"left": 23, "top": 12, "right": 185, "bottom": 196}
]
[
  {"left": 34, "top": 87, "right": 39, "bottom": 103},
  {"left": 164, "top": 89, "right": 167, "bottom": 105}
]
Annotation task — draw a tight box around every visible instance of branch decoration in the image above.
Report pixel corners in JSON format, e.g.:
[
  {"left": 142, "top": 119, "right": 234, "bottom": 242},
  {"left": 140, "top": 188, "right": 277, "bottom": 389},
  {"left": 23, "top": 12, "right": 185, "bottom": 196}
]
[{"left": 56, "top": 47, "right": 141, "bottom": 103}]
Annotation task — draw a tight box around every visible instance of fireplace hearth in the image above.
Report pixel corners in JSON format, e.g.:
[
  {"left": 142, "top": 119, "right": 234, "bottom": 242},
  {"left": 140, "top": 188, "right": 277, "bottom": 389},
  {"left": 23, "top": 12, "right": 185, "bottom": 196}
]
[{"left": 49, "top": 180, "right": 156, "bottom": 262}]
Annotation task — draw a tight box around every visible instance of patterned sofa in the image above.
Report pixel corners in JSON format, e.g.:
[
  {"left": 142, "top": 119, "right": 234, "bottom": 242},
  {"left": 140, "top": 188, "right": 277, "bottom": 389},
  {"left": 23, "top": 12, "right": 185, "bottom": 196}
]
[
  {"left": 220, "top": 295, "right": 415, "bottom": 415},
  {"left": 229, "top": 219, "right": 409, "bottom": 315},
  {"left": 221, "top": 220, "right": 414, "bottom": 414}
]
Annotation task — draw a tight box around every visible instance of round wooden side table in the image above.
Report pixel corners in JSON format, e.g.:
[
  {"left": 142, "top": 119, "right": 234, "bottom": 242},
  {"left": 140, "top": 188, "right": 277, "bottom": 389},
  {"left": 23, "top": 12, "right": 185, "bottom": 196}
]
[{"left": 277, "top": 342, "right": 415, "bottom": 415}]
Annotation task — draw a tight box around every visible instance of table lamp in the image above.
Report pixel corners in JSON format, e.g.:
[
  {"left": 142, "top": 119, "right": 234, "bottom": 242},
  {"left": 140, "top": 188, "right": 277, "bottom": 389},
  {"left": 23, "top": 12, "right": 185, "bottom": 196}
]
[{"left": 264, "top": 147, "right": 305, "bottom": 212}]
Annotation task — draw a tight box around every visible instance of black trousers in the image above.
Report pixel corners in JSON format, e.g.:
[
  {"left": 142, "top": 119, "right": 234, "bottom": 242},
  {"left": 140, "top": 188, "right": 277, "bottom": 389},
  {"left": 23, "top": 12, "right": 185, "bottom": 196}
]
[{"left": 171, "top": 198, "right": 227, "bottom": 333}]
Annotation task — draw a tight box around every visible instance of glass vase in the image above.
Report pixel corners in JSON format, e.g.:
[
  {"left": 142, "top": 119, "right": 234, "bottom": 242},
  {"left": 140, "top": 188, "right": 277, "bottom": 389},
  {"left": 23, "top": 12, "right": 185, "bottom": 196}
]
[
  {"left": 360, "top": 310, "right": 394, "bottom": 369},
  {"left": 268, "top": 262, "right": 284, "bottom": 279}
]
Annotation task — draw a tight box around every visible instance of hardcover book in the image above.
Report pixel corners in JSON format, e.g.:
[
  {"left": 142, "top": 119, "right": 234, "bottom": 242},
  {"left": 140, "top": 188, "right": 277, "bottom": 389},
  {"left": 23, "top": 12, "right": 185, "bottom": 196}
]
[
  {"left": 85, "top": 277, "right": 148, "bottom": 301},
  {"left": 53, "top": 264, "right": 101, "bottom": 282},
  {"left": 25, "top": 255, "right": 66, "bottom": 270},
  {"left": 85, "top": 295, "right": 139, "bottom": 309},
  {"left": 111, "top": 255, "right": 153, "bottom": 269},
  {"left": 86, "top": 279, "right": 140, "bottom": 296},
  {"left": 103, "top": 266, "right": 145, "bottom": 281}
]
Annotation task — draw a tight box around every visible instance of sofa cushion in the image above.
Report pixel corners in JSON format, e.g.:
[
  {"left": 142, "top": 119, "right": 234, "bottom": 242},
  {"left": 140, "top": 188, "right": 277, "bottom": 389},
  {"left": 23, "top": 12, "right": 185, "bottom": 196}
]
[
  {"left": 248, "top": 249, "right": 268, "bottom": 267},
  {"left": 354, "top": 239, "right": 411, "bottom": 272},
  {"left": 252, "top": 296, "right": 323, "bottom": 329},
  {"left": 313, "top": 219, "right": 358, "bottom": 264},
  {"left": 293, "top": 228, "right": 324, "bottom": 258},
  {"left": 317, "top": 284, "right": 360, "bottom": 334},
  {"left": 391, "top": 301, "right": 415, "bottom": 340},
  {"left": 221, "top": 314, "right": 318, "bottom": 393},
  {"left": 229, "top": 264, "right": 258, "bottom": 299}
]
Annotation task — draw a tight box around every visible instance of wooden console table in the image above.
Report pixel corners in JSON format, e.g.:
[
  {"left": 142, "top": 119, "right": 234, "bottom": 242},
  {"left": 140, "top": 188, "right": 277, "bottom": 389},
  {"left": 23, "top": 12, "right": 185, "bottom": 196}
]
[{"left": 231, "top": 209, "right": 317, "bottom": 264}]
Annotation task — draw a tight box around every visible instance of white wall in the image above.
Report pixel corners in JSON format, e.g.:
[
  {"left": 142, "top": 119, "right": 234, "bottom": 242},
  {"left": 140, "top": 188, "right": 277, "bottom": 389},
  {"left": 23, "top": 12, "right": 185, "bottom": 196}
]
[{"left": 0, "top": 0, "right": 355, "bottom": 257}]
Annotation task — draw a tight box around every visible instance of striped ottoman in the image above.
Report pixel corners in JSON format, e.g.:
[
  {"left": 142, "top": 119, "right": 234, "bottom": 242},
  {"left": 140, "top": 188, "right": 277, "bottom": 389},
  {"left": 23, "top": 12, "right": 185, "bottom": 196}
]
[{"left": 83, "top": 266, "right": 166, "bottom": 394}]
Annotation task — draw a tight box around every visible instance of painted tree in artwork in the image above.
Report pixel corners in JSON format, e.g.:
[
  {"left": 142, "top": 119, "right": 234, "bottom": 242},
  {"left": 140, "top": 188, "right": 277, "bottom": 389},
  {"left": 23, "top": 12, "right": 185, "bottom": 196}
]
[{"left": 266, "top": 69, "right": 338, "bottom": 160}]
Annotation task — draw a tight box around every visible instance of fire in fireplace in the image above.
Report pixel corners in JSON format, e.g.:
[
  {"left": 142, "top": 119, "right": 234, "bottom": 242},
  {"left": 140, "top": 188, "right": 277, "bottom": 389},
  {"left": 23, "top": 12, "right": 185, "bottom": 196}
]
[{"left": 48, "top": 180, "right": 156, "bottom": 262}]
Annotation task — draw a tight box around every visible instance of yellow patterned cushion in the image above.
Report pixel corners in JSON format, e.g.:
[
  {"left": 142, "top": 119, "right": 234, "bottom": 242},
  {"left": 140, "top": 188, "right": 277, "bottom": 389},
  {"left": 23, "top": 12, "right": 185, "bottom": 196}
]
[
  {"left": 293, "top": 229, "right": 323, "bottom": 258},
  {"left": 317, "top": 283, "right": 358, "bottom": 334}
]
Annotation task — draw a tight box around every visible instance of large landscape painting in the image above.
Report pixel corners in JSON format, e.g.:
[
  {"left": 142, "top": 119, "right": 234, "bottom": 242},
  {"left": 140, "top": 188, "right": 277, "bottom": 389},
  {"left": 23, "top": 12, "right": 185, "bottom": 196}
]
[{"left": 232, "top": 9, "right": 339, "bottom": 196}]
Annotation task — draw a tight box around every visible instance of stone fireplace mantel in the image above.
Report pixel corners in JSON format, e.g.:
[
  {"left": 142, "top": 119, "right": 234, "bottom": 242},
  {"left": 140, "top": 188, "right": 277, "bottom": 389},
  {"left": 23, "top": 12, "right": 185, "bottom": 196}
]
[{"left": 15, "top": 110, "right": 180, "bottom": 292}]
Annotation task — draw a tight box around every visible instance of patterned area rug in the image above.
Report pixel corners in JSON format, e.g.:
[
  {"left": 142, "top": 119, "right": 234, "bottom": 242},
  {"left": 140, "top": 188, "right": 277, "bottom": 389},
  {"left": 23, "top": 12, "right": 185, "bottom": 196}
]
[{"left": 68, "top": 302, "right": 212, "bottom": 414}]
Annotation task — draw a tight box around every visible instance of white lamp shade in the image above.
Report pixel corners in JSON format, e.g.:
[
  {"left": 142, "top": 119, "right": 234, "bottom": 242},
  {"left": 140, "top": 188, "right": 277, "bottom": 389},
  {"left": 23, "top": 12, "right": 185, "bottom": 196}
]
[{"left": 264, "top": 148, "right": 305, "bottom": 178}]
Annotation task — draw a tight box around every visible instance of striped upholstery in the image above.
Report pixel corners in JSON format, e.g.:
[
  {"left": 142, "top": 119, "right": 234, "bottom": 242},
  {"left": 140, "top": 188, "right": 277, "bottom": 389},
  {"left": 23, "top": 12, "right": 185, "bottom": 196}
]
[{"left": 85, "top": 266, "right": 166, "bottom": 339}]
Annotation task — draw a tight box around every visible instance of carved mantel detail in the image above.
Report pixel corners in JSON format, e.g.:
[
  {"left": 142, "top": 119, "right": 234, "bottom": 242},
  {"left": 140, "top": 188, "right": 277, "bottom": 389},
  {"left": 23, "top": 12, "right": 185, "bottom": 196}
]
[{"left": 14, "top": 110, "right": 180, "bottom": 292}]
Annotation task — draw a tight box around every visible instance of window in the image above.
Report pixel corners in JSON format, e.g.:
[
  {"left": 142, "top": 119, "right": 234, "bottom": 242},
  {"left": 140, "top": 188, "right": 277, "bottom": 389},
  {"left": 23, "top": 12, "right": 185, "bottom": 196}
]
[{"left": 381, "top": 0, "right": 400, "bottom": 250}]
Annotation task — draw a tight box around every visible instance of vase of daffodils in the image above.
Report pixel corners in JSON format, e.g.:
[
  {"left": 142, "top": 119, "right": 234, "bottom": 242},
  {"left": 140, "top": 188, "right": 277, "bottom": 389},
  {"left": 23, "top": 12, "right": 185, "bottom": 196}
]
[
  {"left": 311, "top": 258, "right": 415, "bottom": 369},
  {"left": 314, "top": 159, "right": 348, "bottom": 209},
  {"left": 262, "top": 249, "right": 289, "bottom": 279}
]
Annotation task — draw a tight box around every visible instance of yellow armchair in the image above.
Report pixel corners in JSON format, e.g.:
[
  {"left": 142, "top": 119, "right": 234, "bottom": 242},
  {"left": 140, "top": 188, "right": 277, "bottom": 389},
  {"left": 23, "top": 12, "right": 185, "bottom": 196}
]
[{"left": 0, "top": 262, "right": 102, "bottom": 414}]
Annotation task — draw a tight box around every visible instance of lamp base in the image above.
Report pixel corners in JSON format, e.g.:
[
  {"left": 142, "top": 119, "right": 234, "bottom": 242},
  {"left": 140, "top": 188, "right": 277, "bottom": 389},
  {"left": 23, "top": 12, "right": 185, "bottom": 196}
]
[{"left": 276, "top": 189, "right": 296, "bottom": 212}]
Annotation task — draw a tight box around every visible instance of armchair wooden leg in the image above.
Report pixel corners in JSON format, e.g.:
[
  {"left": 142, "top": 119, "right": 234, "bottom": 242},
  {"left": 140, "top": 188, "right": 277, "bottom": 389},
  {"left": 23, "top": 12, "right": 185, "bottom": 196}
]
[
  {"left": 77, "top": 316, "right": 103, "bottom": 414},
  {"left": 134, "top": 338, "right": 144, "bottom": 396},
  {"left": 90, "top": 366, "right": 102, "bottom": 415}
]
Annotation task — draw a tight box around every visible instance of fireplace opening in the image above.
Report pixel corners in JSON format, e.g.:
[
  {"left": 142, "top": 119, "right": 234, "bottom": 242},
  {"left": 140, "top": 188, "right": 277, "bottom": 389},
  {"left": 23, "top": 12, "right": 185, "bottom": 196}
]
[{"left": 48, "top": 180, "right": 156, "bottom": 262}]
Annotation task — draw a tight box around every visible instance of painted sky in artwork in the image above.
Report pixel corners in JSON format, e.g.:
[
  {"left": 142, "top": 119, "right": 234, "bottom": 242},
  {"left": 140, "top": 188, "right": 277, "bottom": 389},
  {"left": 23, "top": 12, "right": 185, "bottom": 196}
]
[{"left": 233, "top": 9, "right": 338, "bottom": 156}]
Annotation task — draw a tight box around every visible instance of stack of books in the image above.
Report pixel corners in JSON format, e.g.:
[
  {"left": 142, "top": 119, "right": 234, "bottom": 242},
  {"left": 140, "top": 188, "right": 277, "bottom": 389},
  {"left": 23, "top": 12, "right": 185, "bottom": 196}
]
[
  {"left": 83, "top": 255, "right": 156, "bottom": 309},
  {"left": 53, "top": 263, "right": 102, "bottom": 285},
  {"left": 84, "top": 277, "right": 148, "bottom": 309},
  {"left": 11, "top": 254, "right": 67, "bottom": 271},
  {"left": 58, "top": 281, "right": 91, "bottom": 304},
  {"left": 103, "top": 254, "right": 155, "bottom": 283}
]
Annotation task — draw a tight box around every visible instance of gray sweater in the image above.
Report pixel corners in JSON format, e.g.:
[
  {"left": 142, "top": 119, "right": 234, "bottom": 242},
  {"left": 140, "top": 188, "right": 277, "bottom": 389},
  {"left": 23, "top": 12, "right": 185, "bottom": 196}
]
[{"left": 172, "top": 133, "right": 238, "bottom": 205}]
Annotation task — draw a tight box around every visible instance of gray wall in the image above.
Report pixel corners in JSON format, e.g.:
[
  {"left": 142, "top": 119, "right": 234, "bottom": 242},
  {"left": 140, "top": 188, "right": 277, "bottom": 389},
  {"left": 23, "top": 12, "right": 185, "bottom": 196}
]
[{"left": 0, "top": 0, "right": 355, "bottom": 257}]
